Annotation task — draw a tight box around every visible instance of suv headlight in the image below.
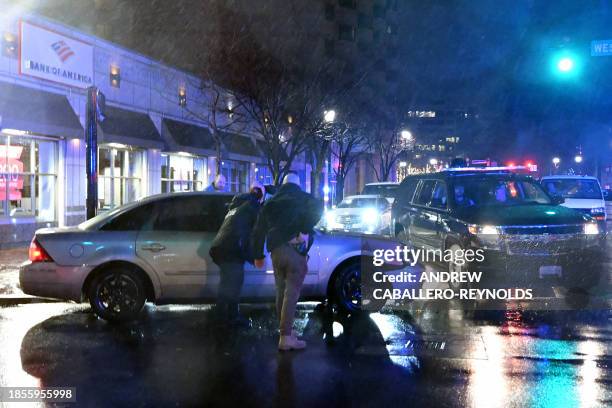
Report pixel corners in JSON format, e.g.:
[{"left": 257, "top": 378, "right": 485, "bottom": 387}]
[
  {"left": 468, "top": 224, "right": 499, "bottom": 235},
  {"left": 362, "top": 208, "right": 380, "bottom": 226},
  {"left": 584, "top": 222, "right": 599, "bottom": 235}
]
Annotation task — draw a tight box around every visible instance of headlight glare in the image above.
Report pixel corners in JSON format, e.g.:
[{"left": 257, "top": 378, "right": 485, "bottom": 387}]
[
  {"left": 468, "top": 224, "right": 499, "bottom": 235},
  {"left": 362, "top": 208, "right": 379, "bottom": 225},
  {"left": 584, "top": 223, "right": 599, "bottom": 235}
]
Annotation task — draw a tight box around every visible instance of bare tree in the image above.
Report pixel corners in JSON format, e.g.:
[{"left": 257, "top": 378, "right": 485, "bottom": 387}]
[
  {"left": 366, "top": 111, "right": 414, "bottom": 182},
  {"left": 330, "top": 122, "right": 368, "bottom": 203}
]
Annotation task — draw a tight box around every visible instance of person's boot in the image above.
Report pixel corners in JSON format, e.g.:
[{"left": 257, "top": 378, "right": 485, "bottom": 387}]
[{"left": 278, "top": 335, "right": 307, "bottom": 351}]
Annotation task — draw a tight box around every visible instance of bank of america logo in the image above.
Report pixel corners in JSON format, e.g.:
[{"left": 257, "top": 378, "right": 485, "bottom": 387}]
[{"left": 50, "top": 40, "right": 75, "bottom": 62}]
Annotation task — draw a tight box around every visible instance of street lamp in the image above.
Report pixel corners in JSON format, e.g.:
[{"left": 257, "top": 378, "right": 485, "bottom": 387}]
[
  {"left": 574, "top": 155, "right": 583, "bottom": 164},
  {"left": 324, "top": 110, "right": 336, "bottom": 123},
  {"left": 552, "top": 157, "right": 561, "bottom": 166}
]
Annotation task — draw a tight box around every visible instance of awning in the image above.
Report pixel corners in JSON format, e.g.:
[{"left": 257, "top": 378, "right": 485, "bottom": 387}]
[
  {"left": 221, "top": 132, "right": 260, "bottom": 159},
  {"left": 162, "top": 118, "right": 216, "bottom": 153},
  {"left": 100, "top": 105, "right": 164, "bottom": 149},
  {"left": 0, "top": 81, "right": 83, "bottom": 138}
]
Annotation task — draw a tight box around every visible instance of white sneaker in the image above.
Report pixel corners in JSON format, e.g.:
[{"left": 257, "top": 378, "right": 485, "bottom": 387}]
[{"left": 278, "top": 335, "right": 307, "bottom": 351}]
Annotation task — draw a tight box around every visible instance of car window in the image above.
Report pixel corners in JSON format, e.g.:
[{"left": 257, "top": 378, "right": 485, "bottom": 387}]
[
  {"left": 430, "top": 181, "right": 448, "bottom": 209},
  {"left": 455, "top": 177, "right": 551, "bottom": 207},
  {"left": 100, "top": 202, "right": 157, "bottom": 231},
  {"left": 396, "top": 178, "right": 419, "bottom": 206},
  {"left": 414, "top": 180, "right": 436, "bottom": 206},
  {"left": 542, "top": 179, "right": 603, "bottom": 200},
  {"left": 153, "top": 195, "right": 231, "bottom": 232}
]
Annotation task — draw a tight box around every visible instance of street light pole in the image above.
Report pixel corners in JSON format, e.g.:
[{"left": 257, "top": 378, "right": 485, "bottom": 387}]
[{"left": 85, "top": 87, "right": 104, "bottom": 220}]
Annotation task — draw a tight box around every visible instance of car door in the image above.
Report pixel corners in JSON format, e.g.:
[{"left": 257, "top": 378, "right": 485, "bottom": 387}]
[
  {"left": 135, "top": 195, "right": 231, "bottom": 300},
  {"left": 410, "top": 180, "right": 438, "bottom": 248}
]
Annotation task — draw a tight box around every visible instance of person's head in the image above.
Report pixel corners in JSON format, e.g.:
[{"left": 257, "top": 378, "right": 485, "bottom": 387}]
[
  {"left": 213, "top": 174, "right": 226, "bottom": 191},
  {"left": 494, "top": 184, "right": 507, "bottom": 202},
  {"left": 454, "top": 185, "right": 465, "bottom": 200},
  {"left": 282, "top": 173, "right": 300, "bottom": 187},
  {"left": 250, "top": 182, "right": 266, "bottom": 203}
]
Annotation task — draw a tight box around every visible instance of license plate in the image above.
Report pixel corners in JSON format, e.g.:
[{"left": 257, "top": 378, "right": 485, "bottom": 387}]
[{"left": 539, "top": 265, "right": 562, "bottom": 278}]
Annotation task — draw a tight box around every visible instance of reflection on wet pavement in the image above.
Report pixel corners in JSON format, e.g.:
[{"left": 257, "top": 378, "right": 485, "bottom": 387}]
[{"left": 0, "top": 302, "right": 609, "bottom": 407}]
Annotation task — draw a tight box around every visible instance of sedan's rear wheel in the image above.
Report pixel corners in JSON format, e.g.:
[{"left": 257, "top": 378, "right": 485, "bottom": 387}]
[
  {"left": 330, "top": 261, "right": 390, "bottom": 314},
  {"left": 88, "top": 267, "right": 146, "bottom": 322},
  {"left": 331, "top": 263, "right": 362, "bottom": 314}
]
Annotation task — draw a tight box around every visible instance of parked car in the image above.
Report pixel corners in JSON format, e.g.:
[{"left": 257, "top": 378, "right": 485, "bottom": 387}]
[
  {"left": 361, "top": 182, "right": 399, "bottom": 202},
  {"left": 541, "top": 175, "right": 607, "bottom": 234},
  {"left": 20, "top": 192, "right": 421, "bottom": 321},
  {"left": 321, "top": 195, "right": 392, "bottom": 235},
  {"left": 391, "top": 168, "right": 604, "bottom": 290}
]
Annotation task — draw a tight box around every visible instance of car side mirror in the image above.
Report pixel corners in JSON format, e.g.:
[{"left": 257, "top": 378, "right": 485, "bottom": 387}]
[{"left": 551, "top": 195, "right": 565, "bottom": 205}]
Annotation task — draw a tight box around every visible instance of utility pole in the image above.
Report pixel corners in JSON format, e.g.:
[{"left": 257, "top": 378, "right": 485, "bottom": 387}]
[{"left": 85, "top": 87, "right": 105, "bottom": 219}]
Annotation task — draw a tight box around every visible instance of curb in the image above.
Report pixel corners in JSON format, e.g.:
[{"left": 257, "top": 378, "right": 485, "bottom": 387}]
[{"left": 0, "top": 294, "right": 63, "bottom": 306}]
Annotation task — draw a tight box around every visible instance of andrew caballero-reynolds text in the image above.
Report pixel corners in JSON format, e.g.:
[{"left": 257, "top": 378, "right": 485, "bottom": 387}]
[{"left": 370, "top": 246, "right": 533, "bottom": 301}]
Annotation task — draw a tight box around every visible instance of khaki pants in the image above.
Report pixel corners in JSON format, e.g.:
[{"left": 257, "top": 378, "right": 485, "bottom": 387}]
[{"left": 271, "top": 244, "right": 308, "bottom": 336}]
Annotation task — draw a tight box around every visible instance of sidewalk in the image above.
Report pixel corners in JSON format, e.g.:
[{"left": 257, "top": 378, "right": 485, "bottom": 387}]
[{"left": 0, "top": 246, "right": 28, "bottom": 296}]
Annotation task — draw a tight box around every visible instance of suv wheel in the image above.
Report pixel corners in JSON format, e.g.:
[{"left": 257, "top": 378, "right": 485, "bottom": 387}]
[{"left": 88, "top": 266, "right": 146, "bottom": 322}]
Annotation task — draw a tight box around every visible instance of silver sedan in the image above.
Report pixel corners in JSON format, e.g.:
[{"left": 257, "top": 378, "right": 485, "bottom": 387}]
[{"left": 20, "top": 192, "right": 422, "bottom": 321}]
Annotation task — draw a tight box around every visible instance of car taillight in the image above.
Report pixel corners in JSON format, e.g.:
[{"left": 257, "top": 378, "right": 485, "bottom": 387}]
[{"left": 29, "top": 238, "right": 53, "bottom": 262}]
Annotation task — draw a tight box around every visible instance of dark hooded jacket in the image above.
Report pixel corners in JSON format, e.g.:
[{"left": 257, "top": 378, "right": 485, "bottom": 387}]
[
  {"left": 251, "top": 183, "right": 323, "bottom": 259},
  {"left": 209, "top": 192, "right": 262, "bottom": 264}
]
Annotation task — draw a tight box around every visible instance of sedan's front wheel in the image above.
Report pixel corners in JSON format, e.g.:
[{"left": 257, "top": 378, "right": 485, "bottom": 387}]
[{"left": 88, "top": 267, "right": 146, "bottom": 322}]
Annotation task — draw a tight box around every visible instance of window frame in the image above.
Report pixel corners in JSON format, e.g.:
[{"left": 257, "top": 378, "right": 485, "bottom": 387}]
[
  {"left": 0, "top": 133, "right": 58, "bottom": 221},
  {"left": 97, "top": 145, "right": 143, "bottom": 211}
]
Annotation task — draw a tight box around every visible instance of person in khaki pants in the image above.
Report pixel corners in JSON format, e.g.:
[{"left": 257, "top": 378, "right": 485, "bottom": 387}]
[{"left": 251, "top": 173, "right": 323, "bottom": 351}]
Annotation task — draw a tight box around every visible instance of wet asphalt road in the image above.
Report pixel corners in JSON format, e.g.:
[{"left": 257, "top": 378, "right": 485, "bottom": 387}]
[{"left": 0, "top": 302, "right": 610, "bottom": 408}]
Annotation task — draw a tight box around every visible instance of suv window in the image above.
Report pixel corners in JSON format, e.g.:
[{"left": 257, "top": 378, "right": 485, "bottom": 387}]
[
  {"left": 414, "top": 180, "right": 436, "bottom": 206},
  {"left": 430, "top": 181, "right": 448, "bottom": 209},
  {"left": 153, "top": 195, "right": 231, "bottom": 232},
  {"left": 101, "top": 202, "right": 156, "bottom": 231},
  {"left": 396, "top": 178, "right": 419, "bottom": 206}
]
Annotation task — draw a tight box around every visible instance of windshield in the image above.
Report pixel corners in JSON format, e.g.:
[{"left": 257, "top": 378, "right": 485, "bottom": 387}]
[
  {"left": 361, "top": 185, "right": 398, "bottom": 197},
  {"left": 542, "top": 179, "right": 602, "bottom": 200},
  {"left": 337, "top": 197, "right": 388, "bottom": 209},
  {"left": 452, "top": 177, "right": 552, "bottom": 207}
]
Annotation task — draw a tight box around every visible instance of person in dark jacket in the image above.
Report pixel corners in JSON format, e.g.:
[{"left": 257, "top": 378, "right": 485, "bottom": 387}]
[
  {"left": 210, "top": 183, "right": 265, "bottom": 324},
  {"left": 252, "top": 173, "right": 323, "bottom": 350}
]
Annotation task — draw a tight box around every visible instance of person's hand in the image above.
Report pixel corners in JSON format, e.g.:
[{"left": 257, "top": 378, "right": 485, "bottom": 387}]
[{"left": 254, "top": 259, "right": 265, "bottom": 269}]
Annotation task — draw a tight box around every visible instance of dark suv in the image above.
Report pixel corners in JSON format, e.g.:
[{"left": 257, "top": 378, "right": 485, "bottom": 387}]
[{"left": 391, "top": 168, "right": 603, "bottom": 289}]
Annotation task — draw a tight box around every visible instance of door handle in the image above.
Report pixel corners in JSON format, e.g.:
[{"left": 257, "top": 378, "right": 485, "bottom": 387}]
[{"left": 141, "top": 243, "right": 166, "bottom": 252}]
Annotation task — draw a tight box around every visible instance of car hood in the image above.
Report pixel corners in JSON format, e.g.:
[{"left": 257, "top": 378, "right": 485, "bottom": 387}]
[
  {"left": 561, "top": 198, "right": 605, "bottom": 209},
  {"left": 453, "top": 204, "right": 588, "bottom": 226},
  {"left": 331, "top": 207, "right": 367, "bottom": 217}
]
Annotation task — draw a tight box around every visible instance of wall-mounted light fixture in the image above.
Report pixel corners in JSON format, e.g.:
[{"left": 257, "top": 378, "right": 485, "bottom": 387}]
[
  {"left": 287, "top": 115, "right": 293, "bottom": 124},
  {"left": 178, "top": 86, "right": 187, "bottom": 107},
  {"left": 2, "top": 32, "right": 17, "bottom": 58},
  {"left": 110, "top": 65, "right": 120, "bottom": 88}
]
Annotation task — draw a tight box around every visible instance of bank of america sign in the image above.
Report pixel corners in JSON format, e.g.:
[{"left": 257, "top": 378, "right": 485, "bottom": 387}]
[{"left": 19, "top": 20, "right": 93, "bottom": 88}]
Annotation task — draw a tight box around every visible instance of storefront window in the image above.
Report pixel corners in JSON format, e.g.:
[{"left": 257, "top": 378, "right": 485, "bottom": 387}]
[
  {"left": 221, "top": 160, "right": 248, "bottom": 193},
  {"left": 160, "top": 153, "right": 208, "bottom": 193},
  {"left": 98, "top": 145, "right": 143, "bottom": 210},
  {"left": 255, "top": 164, "right": 274, "bottom": 186},
  {"left": 0, "top": 133, "right": 57, "bottom": 221}
]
